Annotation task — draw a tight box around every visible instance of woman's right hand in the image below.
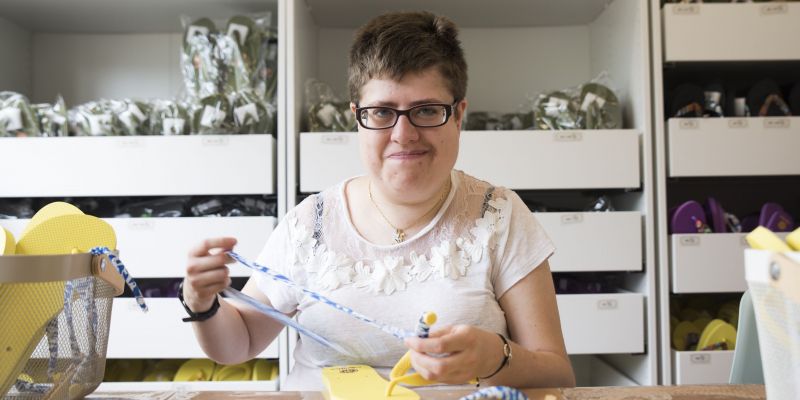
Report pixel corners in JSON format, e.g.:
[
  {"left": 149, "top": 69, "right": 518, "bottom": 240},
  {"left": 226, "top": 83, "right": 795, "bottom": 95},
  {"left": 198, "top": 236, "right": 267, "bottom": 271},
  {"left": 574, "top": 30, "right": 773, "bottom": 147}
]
[{"left": 183, "top": 237, "right": 238, "bottom": 313}]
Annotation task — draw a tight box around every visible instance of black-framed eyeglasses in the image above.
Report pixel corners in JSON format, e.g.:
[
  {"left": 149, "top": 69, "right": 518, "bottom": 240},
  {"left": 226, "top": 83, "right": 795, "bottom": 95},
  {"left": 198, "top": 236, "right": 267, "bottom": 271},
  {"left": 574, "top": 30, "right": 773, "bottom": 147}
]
[{"left": 354, "top": 100, "right": 459, "bottom": 130}]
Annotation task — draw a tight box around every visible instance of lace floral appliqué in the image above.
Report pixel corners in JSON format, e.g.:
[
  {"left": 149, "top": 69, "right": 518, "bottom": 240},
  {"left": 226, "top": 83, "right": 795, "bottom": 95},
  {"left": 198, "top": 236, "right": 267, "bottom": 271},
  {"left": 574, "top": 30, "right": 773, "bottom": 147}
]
[{"left": 287, "top": 195, "right": 510, "bottom": 295}]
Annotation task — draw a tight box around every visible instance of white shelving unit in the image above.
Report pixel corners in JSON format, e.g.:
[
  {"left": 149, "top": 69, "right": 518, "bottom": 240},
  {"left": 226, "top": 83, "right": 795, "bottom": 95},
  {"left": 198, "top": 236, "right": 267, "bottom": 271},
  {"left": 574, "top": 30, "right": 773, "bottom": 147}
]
[
  {"left": 652, "top": 0, "right": 800, "bottom": 385},
  {"left": 287, "top": 0, "right": 657, "bottom": 386},
  {"left": 0, "top": 0, "right": 286, "bottom": 391}
]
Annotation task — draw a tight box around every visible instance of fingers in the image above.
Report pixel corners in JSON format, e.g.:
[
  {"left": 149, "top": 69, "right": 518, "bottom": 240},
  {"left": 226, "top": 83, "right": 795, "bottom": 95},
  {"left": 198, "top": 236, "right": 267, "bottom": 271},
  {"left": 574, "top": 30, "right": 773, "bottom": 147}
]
[
  {"left": 405, "top": 325, "right": 468, "bottom": 355},
  {"left": 188, "top": 237, "right": 237, "bottom": 257},
  {"left": 403, "top": 325, "right": 486, "bottom": 383},
  {"left": 183, "top": 237, "right": 238, "bottom": 312},
  {"left": 408, "top": 347, "right": 475, "bottom": 384}
]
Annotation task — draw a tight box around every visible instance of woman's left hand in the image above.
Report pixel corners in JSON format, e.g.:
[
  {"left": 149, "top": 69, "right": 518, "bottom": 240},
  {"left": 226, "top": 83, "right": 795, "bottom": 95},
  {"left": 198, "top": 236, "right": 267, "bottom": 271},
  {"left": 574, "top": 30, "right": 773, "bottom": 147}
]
[{"left": 403, "top": 324, "right": 504, "bottom": 384}]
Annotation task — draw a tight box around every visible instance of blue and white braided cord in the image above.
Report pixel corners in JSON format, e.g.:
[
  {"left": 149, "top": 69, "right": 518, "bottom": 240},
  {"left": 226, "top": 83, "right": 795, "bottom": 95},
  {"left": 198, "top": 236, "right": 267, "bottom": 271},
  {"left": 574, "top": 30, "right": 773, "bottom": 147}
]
[
  {"left": 458, "top": 386, "right": 528, "bottom": 400},
  {"left": 90, "top": 247, "right": 148, "bottom": 312},
  {"left": 227, "top": 251, "right": 415, "bottom": 340}
]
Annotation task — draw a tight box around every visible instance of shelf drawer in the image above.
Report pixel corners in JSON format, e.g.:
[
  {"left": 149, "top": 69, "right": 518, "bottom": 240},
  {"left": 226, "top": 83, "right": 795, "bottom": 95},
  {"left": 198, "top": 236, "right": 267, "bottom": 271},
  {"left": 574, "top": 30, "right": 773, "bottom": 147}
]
[
  {"left": 0, "top": 216, "right": 276, "bottom": 278},
  {"left": 667, "top": 117, "right": 800, "bottom": 177},
  {"left": 299, "top": 130, "right": 641, "bottom": 192},
  {"left": 107, "top": 298, "right": 281, "bottom": 359},
  {"left": 558, "top": 293, "right": 644, "bottom": 355},
  {"left": 0, "top": 134, "right": 276, "bottom": 197},
  {"left": 663, "top": 3, "right": 800, "bottom": 62},
  {"left": 97, "top": 379, "right": 278, "bottom": 392},
  {"left": 672, "top": 350, "right": 734, "bottom": 385},
  {"left": 537, "top": 211, "right": 642, "bottom": 272}
]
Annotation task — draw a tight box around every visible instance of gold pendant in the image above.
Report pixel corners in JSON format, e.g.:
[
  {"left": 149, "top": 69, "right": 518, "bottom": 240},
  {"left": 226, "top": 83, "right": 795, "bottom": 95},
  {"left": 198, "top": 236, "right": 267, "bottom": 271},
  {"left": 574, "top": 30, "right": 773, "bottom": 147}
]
[{"left": 393, "top": 229, "right": 406, "bottom": 244}]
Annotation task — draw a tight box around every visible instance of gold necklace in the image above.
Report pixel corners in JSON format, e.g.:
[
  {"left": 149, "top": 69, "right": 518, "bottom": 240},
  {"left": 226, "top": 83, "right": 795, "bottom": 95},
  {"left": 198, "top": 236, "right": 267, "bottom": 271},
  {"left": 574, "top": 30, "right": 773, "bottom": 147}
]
[{"left": 368, "top": 179, "right": 451, "bottom": 244}]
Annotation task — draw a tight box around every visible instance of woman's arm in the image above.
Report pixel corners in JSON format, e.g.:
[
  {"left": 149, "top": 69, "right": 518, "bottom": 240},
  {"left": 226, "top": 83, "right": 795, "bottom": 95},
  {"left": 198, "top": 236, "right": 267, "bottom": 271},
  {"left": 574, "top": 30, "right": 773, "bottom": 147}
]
[
  {"left": 184, "top": 237, "right": 287, "bottom": 364},
  {"left": 405, "top": 260, "right": 575, "bottom": 388}
]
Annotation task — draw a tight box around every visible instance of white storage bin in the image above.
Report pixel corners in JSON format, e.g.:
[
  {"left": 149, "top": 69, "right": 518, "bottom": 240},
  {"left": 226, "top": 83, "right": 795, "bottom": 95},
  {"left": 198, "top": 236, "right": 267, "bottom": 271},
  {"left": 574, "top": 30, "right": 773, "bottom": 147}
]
[
  {"left": 663, "top": 2, "right": 800, "bottom": 62},
  {"left": 558, "top": 293, "right": 644, "bottom": 355},
  {"left": 107, "top": 298, "right": 281, "bottom": 359},
  {"left": 672, "top": 350, "right": 734, "bottom": 385},
  {"left": 299, "top": 130, "right": 641, "bottom": 192},
  {"left": 537, "top": 211, "right": 642, "bottom": 272},
  {"left": 670, "top": 233, "right": 788, "bottom": 293},
  {"left": 667, "top": 117, "right": 800, "bottom": 177},
  {"left": 0, "top": 135, "right": 276, "bottom": 197}
]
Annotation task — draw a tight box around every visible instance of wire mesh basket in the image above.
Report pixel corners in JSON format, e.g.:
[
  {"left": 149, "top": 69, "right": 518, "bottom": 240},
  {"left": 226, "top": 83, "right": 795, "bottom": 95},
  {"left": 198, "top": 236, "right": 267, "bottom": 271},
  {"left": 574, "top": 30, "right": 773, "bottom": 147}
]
[
  {"left": 0, "top": 253, "right": 124, "bottom": 399},
  {"left": 744, "top": 249, "right": 800, "bottom": 400}
]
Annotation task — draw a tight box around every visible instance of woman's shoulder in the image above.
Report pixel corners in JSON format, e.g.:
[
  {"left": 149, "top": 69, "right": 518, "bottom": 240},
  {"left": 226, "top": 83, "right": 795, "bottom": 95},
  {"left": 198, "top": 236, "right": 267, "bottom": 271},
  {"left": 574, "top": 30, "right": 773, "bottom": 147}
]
[
  {"left": 456, "top": 170, "right": 517, "bottom": 205},
  {"left": 285, "top": 178, "right": 351, "bottom": 223}
]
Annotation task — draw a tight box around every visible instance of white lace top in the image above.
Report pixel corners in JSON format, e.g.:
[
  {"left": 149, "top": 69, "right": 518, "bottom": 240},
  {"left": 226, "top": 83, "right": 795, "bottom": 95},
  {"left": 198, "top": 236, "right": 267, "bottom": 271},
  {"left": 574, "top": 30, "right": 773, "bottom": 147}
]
[{"left": 254, "top": 170, "right": 554, "bottom": 390}]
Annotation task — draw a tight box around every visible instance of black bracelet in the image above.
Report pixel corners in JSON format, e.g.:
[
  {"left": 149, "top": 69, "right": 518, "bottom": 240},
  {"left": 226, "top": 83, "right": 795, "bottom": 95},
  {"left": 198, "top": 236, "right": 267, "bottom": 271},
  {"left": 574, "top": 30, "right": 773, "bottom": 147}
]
[
  {"left": 477, "top": 333, "right": 512, "bottom": 383},
  {"left": 178, "top": 281, "right": 220, "bottom": 322}
]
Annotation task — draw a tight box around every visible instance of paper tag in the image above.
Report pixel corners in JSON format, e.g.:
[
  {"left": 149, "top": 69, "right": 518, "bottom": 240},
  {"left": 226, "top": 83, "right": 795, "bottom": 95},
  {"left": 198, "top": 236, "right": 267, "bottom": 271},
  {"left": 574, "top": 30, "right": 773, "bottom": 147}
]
[
  {"left": 679, "top": 236, "right": 700, "bottom": 246},
  {"left": 200, "top": 105, "right": 226, "bottom": 128},
  {"left": 678, "top": 119, "right": 698, "bottom": 130},
  {"left": 597, "top": 299, "right": 618, "bottom": 310},
  {"left": 690, "top": 354, "right": 711, "bottom": 364},
  {"left": 580, "top": 92, "right": 606, "bottom": 112},
  {"left": 118, "top": 110, "right": 137, "bottom": 130},
  {"left": 764, "top": 118, "right": 790, "bottom": 129},
  {"left": 187, "top": 25, "right": 210, "bottom": 39},
  {"left": 554, "top": 131, "right": 582, "bottom": 142},
  {"left": 760, "top": 3, "right": 788, "bottom": 16},
  {"left": 316, "top": 104, "right": 337, "bottom": 127},
  {"left": 202, "top": 136, "right": 229, "bottom": 146},
  {"left": 128, "top": 220, "right": 155, "bottom": 230},
  {"left": 545, "top": 97, "right": 569, "bottom": 117},
  {"left": 561, "top": 213, "right": 584, "bottom": 225},
  {"left": 51, "top": 113, "right": 66, "bottom": 125},
  {"left": 163, "top": 118, "right": 185, "bottom": 135},
  {"left": 129, "top": 104, "right": 146, "bottom": 121},
  {"left": 88, "top": 114, "right": 113, "bottom": 136},
  {"left": 234, "top": 103, "right": 259, "bottom": 126},
  {"left": 0, "top": 108, "right": 23, "bottom": 131},
  {"left": 673, "top": 4, "right": 699, "bottom": 15},
  {"left": 116, "top": 137, "right": 144, "bottom": 148},
  {"left": 727, "top": 118, "right": 748, "bottom": 129},
  {"left": 227, "top": 23, "right": 250, "bottom": 46},
  {"left": 322, "top": 134, "right": 349, "bottom": 145}
]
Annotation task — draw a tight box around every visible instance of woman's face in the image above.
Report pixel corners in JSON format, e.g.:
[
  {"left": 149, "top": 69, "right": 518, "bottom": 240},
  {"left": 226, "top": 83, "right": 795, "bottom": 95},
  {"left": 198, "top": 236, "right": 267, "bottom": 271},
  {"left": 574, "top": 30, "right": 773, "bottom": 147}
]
[{"left": 354, "top": 68, "right": 467, "bottom": 202}]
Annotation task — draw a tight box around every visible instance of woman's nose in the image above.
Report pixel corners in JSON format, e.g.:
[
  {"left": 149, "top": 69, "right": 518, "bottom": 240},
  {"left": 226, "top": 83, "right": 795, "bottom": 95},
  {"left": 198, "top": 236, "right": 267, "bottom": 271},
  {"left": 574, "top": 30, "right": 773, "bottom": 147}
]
[{"left": 390, "top": 114, "right": 420, "bottom": 144}]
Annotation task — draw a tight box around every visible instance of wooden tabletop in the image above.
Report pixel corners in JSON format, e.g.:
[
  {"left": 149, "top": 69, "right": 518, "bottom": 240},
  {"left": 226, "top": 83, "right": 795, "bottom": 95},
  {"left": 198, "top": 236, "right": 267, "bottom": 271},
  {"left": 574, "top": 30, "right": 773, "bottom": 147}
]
[{"left": 90, "top": 384, "right": 765, "bottom": 400}]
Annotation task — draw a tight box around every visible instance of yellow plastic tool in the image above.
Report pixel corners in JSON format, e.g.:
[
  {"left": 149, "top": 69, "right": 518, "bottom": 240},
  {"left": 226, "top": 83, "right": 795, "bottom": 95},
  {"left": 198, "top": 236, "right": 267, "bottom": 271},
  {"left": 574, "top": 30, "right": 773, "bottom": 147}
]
[
  {"left": 1, "top": 227, "right": 15, "bottom": 255},
  {"left": 19, "top": 202, "right": 83, "bottom": 239},
  {"left": 787, "top": 228, "right": 800, "bottom": 251},
  {"left": 174, "top": 359, "right": 216, "bottom": 382},
  {"left": 322, "top": 365, "right": 419, "bottom": 400},
  {"left": 212, "top": 360, "right": 253, "bottom": 381},
  {"left": 746, "top": 226, "right": 791, "bottom": 252},
  {"left": 696, "top": 319, "right": 737, "bottom": 351}
]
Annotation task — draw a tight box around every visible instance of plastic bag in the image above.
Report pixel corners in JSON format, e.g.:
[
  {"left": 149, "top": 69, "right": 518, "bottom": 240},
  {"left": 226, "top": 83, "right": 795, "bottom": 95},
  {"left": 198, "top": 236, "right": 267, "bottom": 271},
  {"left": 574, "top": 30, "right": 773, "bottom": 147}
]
[
  {"left": 533, "top": 72, "right": 622, "bottom": 130},
  {"left": 305, "top": 79, "right": 356, "bottom": 132},
  {"left": 32, "top": 95, "right": 68, "bottom": 137},
  {"left": 69, "top": 100, "right": 125, "bottom": 136},
  {"left": 115, "top": 99, "right": 152, "bottom": 136},
  {"left": 0, "top": 91, "right": 40, "bottom": 137},
  {"left": 149, "top": 100, "right": 190, "bottom": 135},
  {"left": 231, "top": 89, "right": 276, "bottom": 135},
  {"left": 190, "top": 94, "right": 234, "bottom": 134}
]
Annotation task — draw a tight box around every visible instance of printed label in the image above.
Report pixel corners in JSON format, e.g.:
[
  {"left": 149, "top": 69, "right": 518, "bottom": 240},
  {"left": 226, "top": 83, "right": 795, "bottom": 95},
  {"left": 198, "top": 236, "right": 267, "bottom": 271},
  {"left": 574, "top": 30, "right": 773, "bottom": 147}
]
[
  {"left": 0, "top": 108, "right": 23, "bottom": 131},
  {"left": 200, "top": 105, "right": 226, "bottom": 128},
  {"left": 763, "top": 118, "right": 790, "bottom": 129},
  {"left": 561, "top": 213, "right": 584, "bottom": 225},
  {"left": 679, "top": 236, "right": 701, "bottom": 246},
  {"left": 321, "top": 134, "right": 349, "bottom": 145},
  {"left": 163, "top": 118, "right": 185, "bottom": 135},
  {"left": 234, "top": 103, "right": 259, "bottom": 126},
  {"left": 337, "top": 367, "right": 360, "bottom": 374},
  {"left": 202, "top": 136, "right": 230, "bottom": 146},
  {"left": 760, "top": 3, "right": 788, "bottom": 16},
  {"left": 678, "top": 119, "right": 699, "bottom": 130},
  {"left": 88, "top": 114, "right": 113, "bottom": 136},
  {"left": 186, "top": 25, "right": 210, "bottom": 40},
  {"left": 116, "top": 137, "right": 144, "bottom": 148},
  {"left": 227, "top": 23, "right": 250, "bottom": 46},
  {"left": 554, "top": 131, "right": 583, "bottom": 142},
  {"left": 128, "top": 220, "right": 155, "bottom": 230},
  {"left": 727, "top": 118, "right": 748, "bottom": 129},
  {"left": 597, "top": 299, "right": 618, "bottom": 310},
  {"left": 690, "top": 353, "right": 711, "bottom": 364},
  {"left": 672, "top": 4, "right": 699, "bottom": 15}
]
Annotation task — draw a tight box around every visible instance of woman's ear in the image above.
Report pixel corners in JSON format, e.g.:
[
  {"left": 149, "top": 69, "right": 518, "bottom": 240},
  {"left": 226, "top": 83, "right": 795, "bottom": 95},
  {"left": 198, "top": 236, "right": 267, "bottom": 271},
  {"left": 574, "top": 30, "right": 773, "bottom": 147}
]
[
  {"left": 350, "top": 102, "right": 357, "bottom": 114},
  {"left": 455, "top": 99, "right": 468, "bottom": 130}
]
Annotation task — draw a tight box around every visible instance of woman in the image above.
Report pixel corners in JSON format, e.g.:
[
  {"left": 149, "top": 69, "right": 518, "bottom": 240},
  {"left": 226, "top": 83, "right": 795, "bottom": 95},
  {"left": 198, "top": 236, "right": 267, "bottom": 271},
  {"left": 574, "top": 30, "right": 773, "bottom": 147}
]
[{"left": 182, "top": 11, "right": 575, "bottom": 390}]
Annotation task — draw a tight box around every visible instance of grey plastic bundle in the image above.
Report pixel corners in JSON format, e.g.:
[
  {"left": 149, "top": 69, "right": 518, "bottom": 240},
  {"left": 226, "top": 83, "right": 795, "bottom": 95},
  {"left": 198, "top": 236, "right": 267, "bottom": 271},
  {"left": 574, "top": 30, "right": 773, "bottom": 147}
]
[
  {"left": 191, "top": 94, "right": 234, "bottom": 134},
  {"left": 115, "top": 99, "right": 152, "bottom": 136},
  {"left": 534, "top": 91, "right": 579, "bottom": 130},
  {"left": 182, "top": 21, "right": 220, "bottom": 100},
  {"left": 0, "top": 91, "right": 40, "bottom": 137},
  {"left": 231, "top": 89, "right": 275, "bottom": 135},
  {"left": 576, "top": 82, "right": 622, "bottom": 130},
  {"left": 533, "top": 72, "right": 622, "bottom": 130},
  {"left": 305, "top": 79, "right": 356, "bottom": 132},
  {"left": 69, "top": 100, "right": 125, "bottom": 136},
  {"left": 31, "top": 95, "right": 68, "bottom": 137},
  {"left": 149, "top": 100, "right": 190, "bottom": 135}
]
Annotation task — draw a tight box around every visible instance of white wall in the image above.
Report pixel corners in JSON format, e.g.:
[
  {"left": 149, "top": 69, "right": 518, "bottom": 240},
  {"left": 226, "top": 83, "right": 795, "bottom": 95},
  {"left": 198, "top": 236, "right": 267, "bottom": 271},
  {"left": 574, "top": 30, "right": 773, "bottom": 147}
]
[
  {"left": 0, "top": 17, "right": 32, "bottom": 95},
  {"left": 32, "top": 33, "right": 183, "bottom": 104}
]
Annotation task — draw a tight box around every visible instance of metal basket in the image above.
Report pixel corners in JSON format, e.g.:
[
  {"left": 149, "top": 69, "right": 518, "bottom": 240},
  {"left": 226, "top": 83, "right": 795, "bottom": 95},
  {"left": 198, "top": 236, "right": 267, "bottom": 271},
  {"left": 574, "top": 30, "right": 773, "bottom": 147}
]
[
  {"left": 744, "top": 250, "right": 800, "bottom": 400},
  {"left": 0, "top": 253, "right": 124, "bottom": 399}
]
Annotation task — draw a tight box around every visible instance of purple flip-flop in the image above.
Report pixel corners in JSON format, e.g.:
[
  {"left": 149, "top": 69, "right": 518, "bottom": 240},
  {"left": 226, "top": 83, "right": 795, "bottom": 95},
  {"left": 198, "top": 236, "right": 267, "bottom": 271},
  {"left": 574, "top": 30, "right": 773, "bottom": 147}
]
[{"left": 671, "top": 200, "right": 710, "bottom": 234}]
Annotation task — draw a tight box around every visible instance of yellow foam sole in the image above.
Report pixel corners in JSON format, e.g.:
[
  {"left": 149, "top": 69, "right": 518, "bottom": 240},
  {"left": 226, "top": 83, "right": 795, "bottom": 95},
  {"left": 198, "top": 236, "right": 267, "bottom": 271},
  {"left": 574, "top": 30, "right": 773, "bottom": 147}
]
[
  {"left": 322, "top": 365, "right": 419, "bottom": 400},
  {"left": 787, "top": 228, "right": 800, "bottom": 251},
  {"left": 1, "top": 227, "right": 15, "bottom": 255},
  {"left": 17, "top": 214, "right": 116, "bottom": 255},
  {"left": 212, "top": 360, "right": 253, "bottom": 381},
  {"left": 746, "top": 226, "right": 791, "bottom": 252},
  {"left": 697, "top": 319, "right": 737, "bottom": 351},
  {"left": 174, "top": 359, "right": 216, "bottom": 382}
]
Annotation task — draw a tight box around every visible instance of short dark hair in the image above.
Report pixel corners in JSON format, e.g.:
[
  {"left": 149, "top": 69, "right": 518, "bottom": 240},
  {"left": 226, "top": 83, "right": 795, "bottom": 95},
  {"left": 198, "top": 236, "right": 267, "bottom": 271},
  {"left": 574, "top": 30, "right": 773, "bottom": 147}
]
[{"left": 348, "top": 11, "right": 468, "bottom": 105}]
